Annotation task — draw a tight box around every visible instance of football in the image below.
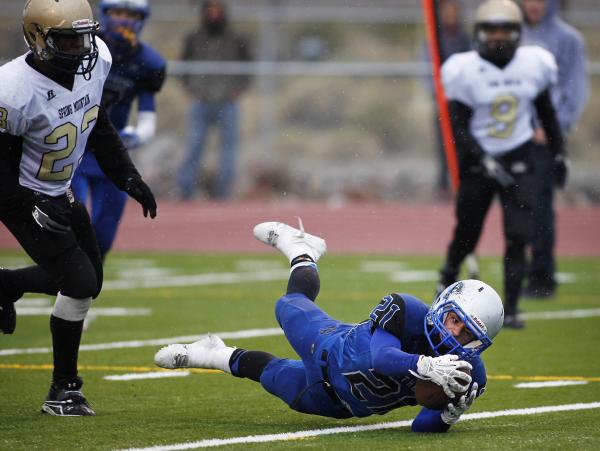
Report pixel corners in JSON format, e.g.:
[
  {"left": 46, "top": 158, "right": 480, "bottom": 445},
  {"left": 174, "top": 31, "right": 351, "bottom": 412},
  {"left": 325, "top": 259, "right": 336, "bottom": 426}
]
[{"left": 414, "top": 368, "right": 471, "bottom": 410}]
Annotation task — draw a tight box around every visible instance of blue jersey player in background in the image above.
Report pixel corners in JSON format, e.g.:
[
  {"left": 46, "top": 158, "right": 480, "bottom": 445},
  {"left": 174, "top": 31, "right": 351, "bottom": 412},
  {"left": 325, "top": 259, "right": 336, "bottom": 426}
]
[
  {"left": 72, "top": 0, "right": 166, "bottom": 261},
  {"left": 155, "top": 221, "right": 505, "bottom": 432}
]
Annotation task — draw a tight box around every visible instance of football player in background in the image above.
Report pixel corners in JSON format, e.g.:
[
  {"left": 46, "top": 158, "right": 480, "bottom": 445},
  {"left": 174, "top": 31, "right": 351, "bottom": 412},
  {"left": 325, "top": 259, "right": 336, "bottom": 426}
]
[
  {"left": 0, "top": 0, "right": 156, "bottom": 415},
  {"left": 520, "top": 0, "right": 589, "bottom": 298},
  {"left": 155, "top": 221, "right": 504, "bottom": 431},
  {"left": 71, "top": 0, "right": 166, "bottom": 262},
  {"left": 436, "top": 0, "right": 565, "bottom": 328}
]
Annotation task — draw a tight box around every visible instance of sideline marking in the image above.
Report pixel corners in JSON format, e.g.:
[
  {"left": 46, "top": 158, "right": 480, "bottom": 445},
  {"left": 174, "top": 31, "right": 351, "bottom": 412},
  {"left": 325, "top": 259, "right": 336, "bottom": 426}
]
[
  {"left": 118, "top": 402, "right": 600, "bottom": 451},
  {"left": 515, "top": 380, "right": 589, "bottom": 389},
  {"left": 3, "top": 306, "right": 600, "bottom": 357},
  {"left": 104, "top": 371, "right": 190, "bottom": 381}
]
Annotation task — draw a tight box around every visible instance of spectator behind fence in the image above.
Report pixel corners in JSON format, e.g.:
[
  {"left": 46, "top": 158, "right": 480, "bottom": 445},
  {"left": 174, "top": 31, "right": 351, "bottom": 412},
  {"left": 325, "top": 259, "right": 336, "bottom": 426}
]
[
  {"left": 421, "top": 0, "right": 472, "bottom": 199},
  {"left": 177, "top": 0, "right": 252, "bottom": 200},
  {"left": 520, "top": 0, "right": 589, "bottom": 298}
]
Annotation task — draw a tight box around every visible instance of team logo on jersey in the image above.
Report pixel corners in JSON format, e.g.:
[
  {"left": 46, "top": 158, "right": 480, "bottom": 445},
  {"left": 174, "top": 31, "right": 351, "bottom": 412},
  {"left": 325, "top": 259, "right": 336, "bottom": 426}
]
[{"left": 47, "top": 90, "right": 56, "bottom": 101}]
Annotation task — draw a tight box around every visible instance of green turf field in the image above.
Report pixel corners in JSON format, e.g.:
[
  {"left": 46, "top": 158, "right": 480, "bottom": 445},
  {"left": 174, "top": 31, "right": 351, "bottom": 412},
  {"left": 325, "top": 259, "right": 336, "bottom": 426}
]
[{"left": 1, "top": 251, "right": 599, "bottom": 450}]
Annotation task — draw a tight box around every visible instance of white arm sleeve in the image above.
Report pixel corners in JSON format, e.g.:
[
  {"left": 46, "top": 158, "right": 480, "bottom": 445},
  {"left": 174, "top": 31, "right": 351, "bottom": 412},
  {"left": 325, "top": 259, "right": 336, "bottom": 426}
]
[{"left": 123, "top": 110, "right": 156, "bottom": 145}]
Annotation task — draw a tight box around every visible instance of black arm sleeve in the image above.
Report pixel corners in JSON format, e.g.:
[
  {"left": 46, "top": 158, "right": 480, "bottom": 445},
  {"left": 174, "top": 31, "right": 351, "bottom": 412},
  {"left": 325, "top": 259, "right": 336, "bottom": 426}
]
[
  {"left": 369, "top": 293, "right": 407, "bottom": 339},
  {"left": 448, "top": 100, "right": 486, "bottom": 169},
  {"left": 87, "top": 105, "right": 141, "bottom": 190},
  {"left": 533, "top": 88, "right": 565, "bottom": 156},
  {"left": 139, "top": 65, "right": 166, "bottom": 94},
  {"left": 0, "top": 132, "right": 34, "bottom": 212}
]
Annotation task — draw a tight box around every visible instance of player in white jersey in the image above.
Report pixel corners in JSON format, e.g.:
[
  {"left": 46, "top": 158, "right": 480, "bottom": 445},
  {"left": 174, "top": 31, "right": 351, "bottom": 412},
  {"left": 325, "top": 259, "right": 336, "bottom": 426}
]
[
  {"left": 436, "top": 0, "right": 565, "bottom": 329},
  {"left": 0, "top": 0, "right": 157, "bottom": 416}
]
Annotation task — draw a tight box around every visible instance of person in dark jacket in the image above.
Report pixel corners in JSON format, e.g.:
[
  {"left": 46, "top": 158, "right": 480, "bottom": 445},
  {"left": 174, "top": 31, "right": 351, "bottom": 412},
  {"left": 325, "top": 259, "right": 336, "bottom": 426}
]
[{"left": 177, "top": 0, "right": 252, "bottom": 200}]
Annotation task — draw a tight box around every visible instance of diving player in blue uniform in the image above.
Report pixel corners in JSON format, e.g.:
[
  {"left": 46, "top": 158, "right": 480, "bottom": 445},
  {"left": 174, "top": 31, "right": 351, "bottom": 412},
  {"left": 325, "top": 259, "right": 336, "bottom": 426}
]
[
  {"left": 71, "top": 0, "right": 166, "bottom": 261},
  {"left": 155, "top": 221, "right": 505, "bottom": 432}
]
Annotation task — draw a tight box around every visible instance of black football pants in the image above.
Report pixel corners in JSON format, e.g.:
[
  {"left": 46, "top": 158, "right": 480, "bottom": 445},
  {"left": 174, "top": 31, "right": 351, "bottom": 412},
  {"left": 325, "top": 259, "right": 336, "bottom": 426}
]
[
  {"left": 528, "top": 143, "right": 556, "bottom": 289},
  {"left": 441, "top": 148, "right": 536, "bottom": 316},
  {"left": 0, "top": 197, "right": 103, "bottom": 301}
]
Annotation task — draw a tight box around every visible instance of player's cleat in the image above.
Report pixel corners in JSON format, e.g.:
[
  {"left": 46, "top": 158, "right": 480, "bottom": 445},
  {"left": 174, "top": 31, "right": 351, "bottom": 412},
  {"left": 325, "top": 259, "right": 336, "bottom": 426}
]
[
  {"left": 41, "top": 377, "right": 95, "bottom": 416},
  {"left": 0, "top": 303, "right": 17, "bottom": 335},
  {"left": 154, "top": 335, "right": 235, "bottom": 373},
  {"left": 523, "top": 282, "right": 556, "bottom": 299},
  {"left": 253, "top": 220, "right": 327, "bottom": 263},
  {"left": 503, "top": 314, "right": 525, "bottom": 329},
  {"left": 465, "top": 254, "right": 480, "bottom": 280}
]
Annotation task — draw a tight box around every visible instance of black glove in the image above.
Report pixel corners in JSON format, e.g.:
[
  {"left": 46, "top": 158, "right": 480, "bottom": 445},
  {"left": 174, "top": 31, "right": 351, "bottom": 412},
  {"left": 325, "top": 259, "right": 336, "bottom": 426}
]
[
  {"left": 480, "top": 155, "right": 515, "bottom": 188},
  {"left": 553, "top": 154, "right": 569, "bottom": 188},
  {"left": 31, "top": 192, "right": 72, "bottom": 234},
  {"left": 124, "top": 176, "right": 157, "bottom": 218}
]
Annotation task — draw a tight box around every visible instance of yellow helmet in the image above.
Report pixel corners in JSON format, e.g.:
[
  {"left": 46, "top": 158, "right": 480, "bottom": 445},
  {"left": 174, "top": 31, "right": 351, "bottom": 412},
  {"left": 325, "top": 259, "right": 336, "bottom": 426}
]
[
  {"left": 23, "top": 0, "right": 100, "bottom": 76},
  {"left": 474, "top": 0, "right": 523, "bottom": 66}
]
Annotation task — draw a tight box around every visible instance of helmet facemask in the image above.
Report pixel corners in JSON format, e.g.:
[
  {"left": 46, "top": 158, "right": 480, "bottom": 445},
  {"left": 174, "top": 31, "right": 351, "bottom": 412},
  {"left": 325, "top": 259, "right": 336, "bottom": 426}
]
[
  {"left": 36, "top": 24, "right": 98, "bottom": 76},
  {"left": 425, "top": 299, "right": 492, "bottom": 360},
  {"left": 475, "top": 22, "right": 521, "bottom": 67},
  {"left": 425, "top": 280, "right": 503, "bottom": 360}
]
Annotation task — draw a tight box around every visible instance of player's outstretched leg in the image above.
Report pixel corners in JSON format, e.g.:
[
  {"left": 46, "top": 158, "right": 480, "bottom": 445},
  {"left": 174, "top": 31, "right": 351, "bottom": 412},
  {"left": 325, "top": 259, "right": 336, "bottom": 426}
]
[
  {"left": 155, "top": 335, "right": 276, "bottom": 383},
  {"left": 154, "top": 335, "right": 236, "bottom": 373},
  {"left": 253, "top": 220, "right": 326, "bottom": 264}
]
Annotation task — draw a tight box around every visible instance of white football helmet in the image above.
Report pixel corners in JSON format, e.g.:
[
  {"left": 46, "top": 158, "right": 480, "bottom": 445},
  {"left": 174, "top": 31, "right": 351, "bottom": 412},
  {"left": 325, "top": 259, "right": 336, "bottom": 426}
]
[
  {"left": 474, "top": 0, "right": 523, "bottom": 66},
  {"left": 23, "top": 0, "right": 99, "bottom": 76},
  {"left": 425, "top": 279, "right": 504, "bottom": 360}
]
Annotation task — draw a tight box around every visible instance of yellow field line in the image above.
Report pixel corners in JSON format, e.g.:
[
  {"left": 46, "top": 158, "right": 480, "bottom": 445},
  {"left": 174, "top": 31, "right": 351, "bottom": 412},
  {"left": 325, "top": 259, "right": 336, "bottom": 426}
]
[
  {"left": 0, "top": 363, "right": 598, "bottom": 381},
  {"left": 489, "top": 374, "right": 600, "bottom": 382}
]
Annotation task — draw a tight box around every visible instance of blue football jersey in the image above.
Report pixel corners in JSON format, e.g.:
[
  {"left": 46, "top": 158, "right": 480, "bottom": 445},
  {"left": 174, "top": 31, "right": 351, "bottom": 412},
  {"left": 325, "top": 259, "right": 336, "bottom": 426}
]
[
  {"left": 324, "top": 294, "right": 486, "bottom": 417},
  {"left": 77, "top": 39, "right": 166, "bottom": 178},
  {"left": 101, "top": 40, "right": 166, "bottom": 129}
]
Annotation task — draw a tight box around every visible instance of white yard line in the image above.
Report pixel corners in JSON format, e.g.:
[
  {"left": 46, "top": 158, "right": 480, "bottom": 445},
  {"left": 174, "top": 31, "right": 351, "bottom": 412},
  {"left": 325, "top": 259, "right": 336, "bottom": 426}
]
[
  {"left": 118, "top": 402, "right": 600, "bottom": 451},
  {"left": 515, "top": 380, "right": 589, "bottom": 389},
  {"left": 3, "top": 306, "right": 600, "bottom": 357},
  {"left": 102, "top": 270, "right": 289, "bottom": 290},
  {"left": 520, "top": 308, "right": 600, "bottom": 320},
  {"left": 0, "top": 327, "right": 284, "bottom": 356},
  {"left": 104, "top": 371, "right": 190, "bottom": 381},
  {"left": 16, "top": 307, "right": 152, "bottom": 317}
]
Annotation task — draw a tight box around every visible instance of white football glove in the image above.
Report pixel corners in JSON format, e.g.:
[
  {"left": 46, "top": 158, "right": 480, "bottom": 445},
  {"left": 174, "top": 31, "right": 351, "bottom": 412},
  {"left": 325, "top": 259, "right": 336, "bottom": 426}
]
[
  {"left": 481, "top": 155, "right": 515, "bottom": 188},
  {"left": 441, "top": 382, "right": 478, "bottom": 425},
  {"left": 409, "top": 354, "right": 472, "bottom": 398}
]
